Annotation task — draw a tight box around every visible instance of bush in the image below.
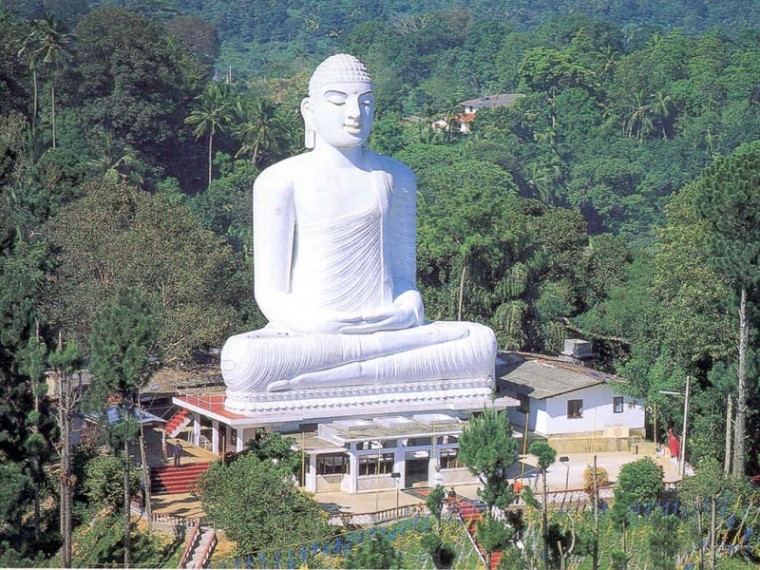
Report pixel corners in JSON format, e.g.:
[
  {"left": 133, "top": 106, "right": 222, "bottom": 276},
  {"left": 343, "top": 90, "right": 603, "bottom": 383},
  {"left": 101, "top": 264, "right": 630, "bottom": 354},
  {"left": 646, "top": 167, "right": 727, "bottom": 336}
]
[
  {"left": 617, "top": 457, "right": 664, "bottom": 506},
  {"left": 343, "top": 533, "right": 402, "bottom": 569},
  {"left": 421, "top": 532, "right": 455, "bottom": 569},
  {"left": 584, "top": 465, "right": 609, "bottom": 496}
]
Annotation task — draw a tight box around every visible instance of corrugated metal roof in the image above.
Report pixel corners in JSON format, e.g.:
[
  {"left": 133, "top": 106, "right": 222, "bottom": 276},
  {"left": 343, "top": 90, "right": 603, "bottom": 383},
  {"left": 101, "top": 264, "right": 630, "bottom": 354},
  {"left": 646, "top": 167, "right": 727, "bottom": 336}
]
[
  {"left": 459, "top": 93, "right": 524, "bottom": 109},
  {"left": 497, "top": 352, "right": 622, "bottom": 400}
]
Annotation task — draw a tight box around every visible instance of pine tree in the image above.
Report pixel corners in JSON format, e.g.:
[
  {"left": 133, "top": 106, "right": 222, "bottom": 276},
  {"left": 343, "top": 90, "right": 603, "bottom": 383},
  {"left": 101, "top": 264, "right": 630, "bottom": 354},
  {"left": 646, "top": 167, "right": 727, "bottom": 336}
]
[
  {"left": 86, "top": 286, "right": 160, "bottom": 568},
  {"left": 692, "top": 141, "right": 760, "bottom": 477}
]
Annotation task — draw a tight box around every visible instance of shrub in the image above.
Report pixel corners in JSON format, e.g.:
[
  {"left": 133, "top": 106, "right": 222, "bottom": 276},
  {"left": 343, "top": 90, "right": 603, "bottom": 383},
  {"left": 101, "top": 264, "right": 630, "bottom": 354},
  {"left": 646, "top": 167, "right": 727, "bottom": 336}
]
[
  {"left": 343, "top": 533, "right": 402, "bottom": 569},
  {"left": 617, "top": 457, "right": 664, "bottom": 506},
  {"left": 584, "top": 465, "right": 609, "bottom": 496}
]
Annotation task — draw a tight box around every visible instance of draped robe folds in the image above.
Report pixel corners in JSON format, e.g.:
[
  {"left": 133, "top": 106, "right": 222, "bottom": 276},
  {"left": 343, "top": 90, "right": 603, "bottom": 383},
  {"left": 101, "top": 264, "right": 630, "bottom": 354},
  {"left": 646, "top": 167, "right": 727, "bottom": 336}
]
[{"left": 221, "top": 152, "right": 497, "bottom": 396}]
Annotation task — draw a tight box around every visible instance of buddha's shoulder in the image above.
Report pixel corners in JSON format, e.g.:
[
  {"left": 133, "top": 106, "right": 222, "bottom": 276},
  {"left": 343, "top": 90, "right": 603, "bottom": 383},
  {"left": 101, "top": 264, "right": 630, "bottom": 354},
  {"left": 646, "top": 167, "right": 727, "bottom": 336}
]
[
  {"left": 253, "top": 154, "right": 310, "bottom": 191},
  {"left": 372, "top": 152, "right": 416, "bottom": 184}
]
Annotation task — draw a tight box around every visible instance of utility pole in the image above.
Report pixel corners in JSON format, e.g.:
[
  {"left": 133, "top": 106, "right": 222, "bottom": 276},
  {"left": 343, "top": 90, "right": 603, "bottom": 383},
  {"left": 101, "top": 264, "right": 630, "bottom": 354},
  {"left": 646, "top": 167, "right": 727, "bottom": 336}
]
[
  {"left": 680, "top": 376, "right": 690, "bottom": 478},
  {"left": 724, "top": 396, "right": 732, "bottom": 476},
  {"left": 592, "top": 455, "right": 599, "bottom": 570}
]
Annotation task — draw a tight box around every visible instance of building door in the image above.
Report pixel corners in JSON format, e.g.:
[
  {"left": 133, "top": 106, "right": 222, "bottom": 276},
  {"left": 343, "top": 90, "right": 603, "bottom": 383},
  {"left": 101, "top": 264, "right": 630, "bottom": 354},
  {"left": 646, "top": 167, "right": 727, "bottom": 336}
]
[{"left": 405, "top": 450, "right": 429, "bottom": 487}]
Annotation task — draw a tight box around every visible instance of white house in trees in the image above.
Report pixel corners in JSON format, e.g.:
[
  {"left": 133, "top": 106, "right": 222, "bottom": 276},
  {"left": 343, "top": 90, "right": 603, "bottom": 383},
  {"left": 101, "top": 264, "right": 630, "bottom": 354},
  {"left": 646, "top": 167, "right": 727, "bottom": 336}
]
[{"left": 496, "top": 348, "right": 645, "bottom": 443}]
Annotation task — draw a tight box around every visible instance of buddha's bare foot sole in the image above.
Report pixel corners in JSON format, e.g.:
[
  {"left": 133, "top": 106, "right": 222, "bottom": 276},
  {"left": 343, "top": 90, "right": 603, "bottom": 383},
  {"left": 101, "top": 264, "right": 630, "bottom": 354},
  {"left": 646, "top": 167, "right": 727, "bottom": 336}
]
[{"left": 269, "top": 362, "right": 365, "bottom": 391}]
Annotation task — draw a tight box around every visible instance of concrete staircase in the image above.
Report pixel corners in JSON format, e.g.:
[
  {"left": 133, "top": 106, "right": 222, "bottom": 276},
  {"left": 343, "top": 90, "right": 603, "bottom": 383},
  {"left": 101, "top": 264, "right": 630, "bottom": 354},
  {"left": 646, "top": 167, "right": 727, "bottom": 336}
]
[
  {"left": 151, "top": 463, "right": 211, "bottom": 495},
  {"left": 183, "top": 526, "right": 216, "bottom": 569},
  {"left": 165, "top": 409, "right": 191, "bottom": 439},
  {"left": 456, "top": 499, "right": 503, "bottom": 570}
]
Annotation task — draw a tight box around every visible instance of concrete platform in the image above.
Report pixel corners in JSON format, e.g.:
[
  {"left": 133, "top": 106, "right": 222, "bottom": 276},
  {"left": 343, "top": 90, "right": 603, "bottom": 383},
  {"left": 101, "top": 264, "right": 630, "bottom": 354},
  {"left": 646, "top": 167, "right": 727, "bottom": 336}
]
[{"left": 145, "top": 447, "right": 682, "bottom": 530}]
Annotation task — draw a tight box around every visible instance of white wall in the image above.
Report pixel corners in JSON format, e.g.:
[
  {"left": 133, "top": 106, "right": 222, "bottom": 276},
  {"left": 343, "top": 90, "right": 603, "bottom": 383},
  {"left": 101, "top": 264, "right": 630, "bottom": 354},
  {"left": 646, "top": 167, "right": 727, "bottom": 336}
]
[{"left": 509, "top": 384, "right": 644, "bottom": 436}]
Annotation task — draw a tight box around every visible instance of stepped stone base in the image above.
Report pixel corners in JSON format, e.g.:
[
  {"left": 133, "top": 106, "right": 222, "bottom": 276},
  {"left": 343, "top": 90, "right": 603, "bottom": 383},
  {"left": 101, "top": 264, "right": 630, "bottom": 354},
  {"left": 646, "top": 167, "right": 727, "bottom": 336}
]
[{"left": 224, "top": 377, "right": 495, "bottom": 420}]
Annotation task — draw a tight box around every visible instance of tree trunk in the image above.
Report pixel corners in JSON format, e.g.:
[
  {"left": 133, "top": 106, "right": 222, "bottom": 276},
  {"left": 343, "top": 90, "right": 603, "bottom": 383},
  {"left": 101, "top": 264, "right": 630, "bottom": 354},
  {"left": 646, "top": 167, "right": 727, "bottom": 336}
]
[
  {"left": 33, "top": 69, "right": 38, "bottom": 128},
  {"left": 710, "top": 496, "right": 717, "bottom": 569},
  {"left": 457, "top": 262, "right": 467, "bottom": 321},
  {"left": 61, "top": 402, "right": 72, "bottom": 568},
  {"left": 51, "top": 81, "right": 56, "bottom": 149},
  {"left": 732, "top": 286, "right": 748, "bottom": 477},
  {"left": 138, "top": 413, "right": 152, "bottom": 533},
  {"left": 124, "top": 438, "right": 131, "bottom": 569},
  {"left": 592, "top": 456, "right": 599, "bottom": 570},
  {"left": 542, "top": 471, "right": 549, "bottom": 570},
  {"left": 207, "top": 132, "right": 213, "bottom": 190},
  {"left": 696, "top": 497, "right": 703, "bottom": 570},
  {"left": 724, "top": 395, "right": 732, "bottom": 476}
]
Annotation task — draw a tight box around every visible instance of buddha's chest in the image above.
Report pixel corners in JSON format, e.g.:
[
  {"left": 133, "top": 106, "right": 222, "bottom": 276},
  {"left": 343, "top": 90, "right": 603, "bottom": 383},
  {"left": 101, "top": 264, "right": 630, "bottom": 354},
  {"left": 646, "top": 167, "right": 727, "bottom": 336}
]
[{"left": 294, "top": 168, "right": 391, "bottom": 220}]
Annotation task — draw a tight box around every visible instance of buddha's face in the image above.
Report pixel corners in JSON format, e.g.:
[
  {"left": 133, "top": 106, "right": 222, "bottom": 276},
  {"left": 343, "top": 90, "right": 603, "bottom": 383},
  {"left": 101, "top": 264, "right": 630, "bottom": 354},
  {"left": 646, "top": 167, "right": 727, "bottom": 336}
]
[{"left": 305, "top": 81, "right": 374, "bottom": 148}]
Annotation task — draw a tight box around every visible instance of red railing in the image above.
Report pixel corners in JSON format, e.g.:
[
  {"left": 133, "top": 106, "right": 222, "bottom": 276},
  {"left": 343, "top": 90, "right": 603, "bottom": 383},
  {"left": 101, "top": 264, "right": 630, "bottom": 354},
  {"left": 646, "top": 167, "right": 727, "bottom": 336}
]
[
  {"left": 196, "top": 529, "right": 217, "bottom": 569},
  {"left": 177, "top": 519, "right": 201, "bottom": 569}
]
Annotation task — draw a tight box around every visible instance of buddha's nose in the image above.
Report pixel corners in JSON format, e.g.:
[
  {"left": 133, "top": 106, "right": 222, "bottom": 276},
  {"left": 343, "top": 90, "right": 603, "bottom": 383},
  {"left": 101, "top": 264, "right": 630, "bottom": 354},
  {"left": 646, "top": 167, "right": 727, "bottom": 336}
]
[{"left": 346, "top": 96, "right": 361, "bottom": 120}]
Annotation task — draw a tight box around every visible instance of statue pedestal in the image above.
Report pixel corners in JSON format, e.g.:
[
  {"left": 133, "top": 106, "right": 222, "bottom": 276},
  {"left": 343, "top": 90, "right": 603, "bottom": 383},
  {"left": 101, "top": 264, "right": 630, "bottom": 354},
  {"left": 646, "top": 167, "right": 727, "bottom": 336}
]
[{"left": 224, "top": 377, "right": 494, "bottom": 421}]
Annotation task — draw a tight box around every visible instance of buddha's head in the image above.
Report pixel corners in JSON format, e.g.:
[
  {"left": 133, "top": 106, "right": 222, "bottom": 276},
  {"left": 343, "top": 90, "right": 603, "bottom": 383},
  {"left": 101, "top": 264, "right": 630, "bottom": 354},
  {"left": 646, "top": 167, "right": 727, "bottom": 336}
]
[{"left": 301, "top": 54, "right": 374, "bottom": 150}]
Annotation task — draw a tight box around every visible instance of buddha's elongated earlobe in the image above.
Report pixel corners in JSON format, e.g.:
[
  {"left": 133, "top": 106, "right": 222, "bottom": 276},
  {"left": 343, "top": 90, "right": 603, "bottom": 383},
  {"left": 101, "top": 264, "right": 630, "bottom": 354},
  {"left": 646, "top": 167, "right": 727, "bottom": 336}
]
[{"left": 301, "top": 97, "right": 315, "bottom": 149}]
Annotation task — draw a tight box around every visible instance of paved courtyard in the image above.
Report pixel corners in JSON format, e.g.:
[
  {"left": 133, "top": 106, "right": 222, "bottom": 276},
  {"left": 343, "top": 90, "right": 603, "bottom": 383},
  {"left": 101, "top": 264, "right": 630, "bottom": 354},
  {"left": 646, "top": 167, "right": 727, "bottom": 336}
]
[{"left": 149, "top": 448, "right": 682, "bottom": 521}]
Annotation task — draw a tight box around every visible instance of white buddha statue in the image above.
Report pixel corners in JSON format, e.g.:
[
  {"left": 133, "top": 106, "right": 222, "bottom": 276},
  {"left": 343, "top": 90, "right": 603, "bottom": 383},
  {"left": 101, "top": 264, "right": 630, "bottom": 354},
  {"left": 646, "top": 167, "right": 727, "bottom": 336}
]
[{"left": 221, "top": 54, "right": 496, "bottom": 406}]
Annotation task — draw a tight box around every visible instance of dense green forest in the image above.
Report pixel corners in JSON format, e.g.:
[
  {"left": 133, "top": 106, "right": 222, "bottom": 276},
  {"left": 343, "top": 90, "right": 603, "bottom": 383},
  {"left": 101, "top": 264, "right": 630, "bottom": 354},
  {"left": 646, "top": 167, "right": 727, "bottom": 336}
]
[{"left": 0, "top": 0, "right": 759, "bottom": 565}]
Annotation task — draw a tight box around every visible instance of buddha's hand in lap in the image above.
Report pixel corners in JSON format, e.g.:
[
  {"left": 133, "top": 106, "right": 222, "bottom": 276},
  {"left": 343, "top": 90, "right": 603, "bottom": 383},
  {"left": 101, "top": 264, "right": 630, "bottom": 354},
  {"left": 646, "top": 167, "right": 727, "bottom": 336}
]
[
  {"left": 340, "top": 304, "right": 420, "bottom": 334},
  {"left": 279, "top": 309, "right": 364, "bottom": 335}
]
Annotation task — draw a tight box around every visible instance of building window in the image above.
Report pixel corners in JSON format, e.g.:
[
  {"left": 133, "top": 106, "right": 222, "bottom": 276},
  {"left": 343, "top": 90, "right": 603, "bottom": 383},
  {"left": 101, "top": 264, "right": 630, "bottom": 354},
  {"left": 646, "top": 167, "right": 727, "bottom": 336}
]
[
  {"left": 437, "top": 435, "right": 458, "bottom": 446},
  {"left": 518, "top": 394, "right": 530, "bottom": 414},
  {"left": 613, "top": 397, "right": 624, "bottom": 413},
  {"left": 358, "top": 453, "right": 394, "bottom": 476},
  {"left": 439, "top": 448, "right": 462, "bottom": 470},
  {"left": 316, "top": 454, "right": 349, "bottom": 475},
  {"left": 567, "top": 399, "right": 583, "bottom": 419}
]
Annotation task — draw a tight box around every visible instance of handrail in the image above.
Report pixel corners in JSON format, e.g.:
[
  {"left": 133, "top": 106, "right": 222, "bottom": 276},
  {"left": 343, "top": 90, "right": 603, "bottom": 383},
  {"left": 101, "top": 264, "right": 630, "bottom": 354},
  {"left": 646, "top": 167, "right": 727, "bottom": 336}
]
[
  {"left": 197, "top": 529, "right": 217, "bottom": 569},
  {"left": 327, "top": 503, "right": 426, "bottom": 526},
  {"left": 456, "top": 502, "right": 487, "bottom": 567},
  {"left": 178, "top": 519, "right": 201, "bottom": 569}
]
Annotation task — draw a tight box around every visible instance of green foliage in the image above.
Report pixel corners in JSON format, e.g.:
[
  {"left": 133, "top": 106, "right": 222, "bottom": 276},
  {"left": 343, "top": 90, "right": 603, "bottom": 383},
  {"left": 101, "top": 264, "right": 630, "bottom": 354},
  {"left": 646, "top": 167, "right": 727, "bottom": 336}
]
[
  {"left": 43, "top": 180, "right": 243, "bottom": 362},
  {"left": 0, "top": 461, "right": 34, "bottom": 542},
  {"left": 647, "top": 511, "right": 680, "bottom": 570},
  {"left": 198, "top": 453, "right": 329, "bottom": 555},
  {"left": 70, "top": 511, "right": 183, "bottom": 569},
  {"left": 73, "top": 6, "right": 205, "bottom": 180},
  {"left": 83, "top": 454, "right": 140, "bottom": 514},
  {"left": 616, "top": 457, "right": 664, "bottom": 506},
  {"left": 246, "top": 429, "right": 299, "bottom": 478},
  {"left": 529, "top": 441, "right": 557, "bottom": 473},
  {"left": 420, "top": 531, "right": 455, "bottom": 568},
  {"left": 425, "top": 485, "right": 446, "bottom": 532},
  {"left": 343, "top": 532, "right": 402, "bottom": 569},
  {"left": 458, "top": 410, "right": 518, "bottom": 511},
  {"left": 86, "top": 286, "right": 161, "bottom": 411},
  {"left": 691, "top": 140, "right": 760, "bottom": 289},
  {"left": 476, "top": 514, "right": 513, "bottom": 556}
]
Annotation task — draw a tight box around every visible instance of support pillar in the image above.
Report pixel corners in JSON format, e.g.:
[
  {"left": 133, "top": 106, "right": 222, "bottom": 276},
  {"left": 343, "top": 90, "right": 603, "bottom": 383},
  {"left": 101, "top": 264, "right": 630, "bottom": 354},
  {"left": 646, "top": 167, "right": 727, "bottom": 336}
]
[
  {"left": 211, "top": 420, "right": 219, "bottom": 455},
  {"left": 306, "top": 454, "right": 317, "bottom": 493},
  {"left": 236, "top": 427, "right": 245, "bottom": 452},
  {"left": 192, "top": 412, "right": 201, "bottom": 446},
  {"left": 225, "top": 424, "right": 232, "bottom": 454},
  {"left": 347, "top": 444, "right": 359, "bottom": 493},
  {"left": 393, "top": 447, "right": 406, "bottom": 490},
  {"left": 428, "top": 448, "right": 441, "bottom": 488}
]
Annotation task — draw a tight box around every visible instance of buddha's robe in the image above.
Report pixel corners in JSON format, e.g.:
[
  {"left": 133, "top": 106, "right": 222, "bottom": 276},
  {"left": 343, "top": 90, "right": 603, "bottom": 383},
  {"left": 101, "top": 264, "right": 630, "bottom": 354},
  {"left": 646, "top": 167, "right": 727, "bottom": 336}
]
[{"left": 221, "top": 152, "right": 496, "bottom": 395}]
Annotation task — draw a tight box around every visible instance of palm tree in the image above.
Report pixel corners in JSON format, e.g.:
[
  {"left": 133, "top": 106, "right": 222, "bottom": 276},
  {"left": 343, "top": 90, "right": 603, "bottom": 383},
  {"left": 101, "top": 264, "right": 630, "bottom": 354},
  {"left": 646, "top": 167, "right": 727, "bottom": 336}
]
[
  {"left": 233, "top": 96, "right": 286, "bottom": 168},
  {"left": 624, "top": 91, "right": 654, "bottom": 140},
  {"left": 185, "top": 82, "right": 234, "bottom": 189},
  {"left": 18, "top": 16, "right": 74, "bottom": 148},
  {"left": 18, "top": 25, "right": 45, "bottom": 128},
  {"left": 651, "top": 91, "right": 675, "bottom": 139}
]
